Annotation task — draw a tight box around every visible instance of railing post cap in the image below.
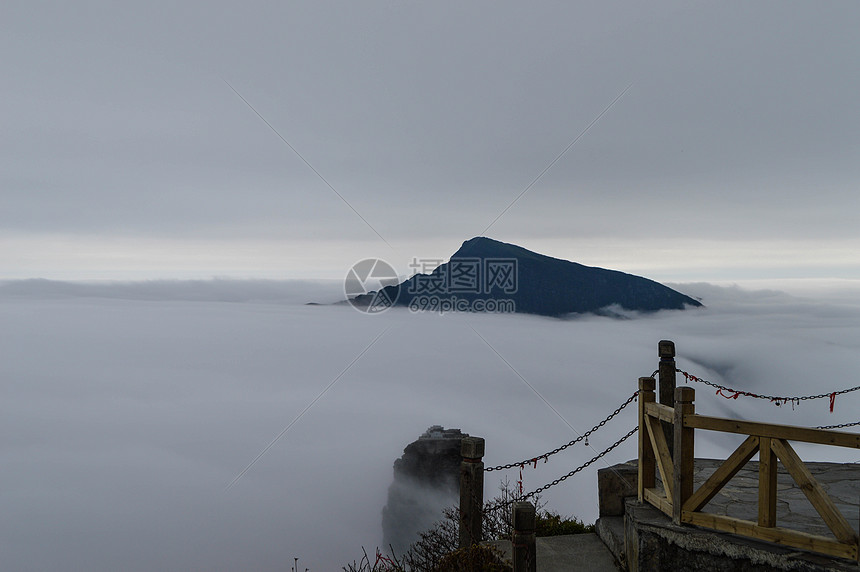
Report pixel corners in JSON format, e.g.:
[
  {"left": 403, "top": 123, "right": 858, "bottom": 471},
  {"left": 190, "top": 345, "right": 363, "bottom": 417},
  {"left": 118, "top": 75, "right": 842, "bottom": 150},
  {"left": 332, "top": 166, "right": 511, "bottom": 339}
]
[
  {"left": 511, "top": 501, "right": 536, "bottom": 529},
  {"left": 659, "top": 340, "right": 676, "bottom": 358},
  {"left": 675, "top": 386, "right": 695, "bottom": 402},
  {"left": 461, "top": 436, "right": 485, "bottom": 458},
  {"left": 639, "top": 377, "right": 656, "bottom": 390}
]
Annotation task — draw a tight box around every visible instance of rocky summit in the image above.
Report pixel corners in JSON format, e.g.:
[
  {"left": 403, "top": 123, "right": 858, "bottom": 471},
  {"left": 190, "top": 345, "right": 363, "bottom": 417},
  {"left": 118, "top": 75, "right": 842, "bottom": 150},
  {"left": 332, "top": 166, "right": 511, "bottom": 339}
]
[
  {"left": 352, "top": 237, "right": 703, "bottom": 317},
  {"left": 381, "top": 426, "right": 466, "bottom": 556}
]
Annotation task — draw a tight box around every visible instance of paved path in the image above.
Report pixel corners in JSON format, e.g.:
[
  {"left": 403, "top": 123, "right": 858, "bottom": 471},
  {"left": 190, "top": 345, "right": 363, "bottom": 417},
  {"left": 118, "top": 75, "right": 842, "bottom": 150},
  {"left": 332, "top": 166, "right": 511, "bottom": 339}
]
[
  {"left": 487, "top": 533, "right": 620, "bottom": 571},
  {"left": 672, "top": 459, "right": 860, "bottom": 537},
  {"left": 486, "top": 459, "right": 859, "bottom": 571}
]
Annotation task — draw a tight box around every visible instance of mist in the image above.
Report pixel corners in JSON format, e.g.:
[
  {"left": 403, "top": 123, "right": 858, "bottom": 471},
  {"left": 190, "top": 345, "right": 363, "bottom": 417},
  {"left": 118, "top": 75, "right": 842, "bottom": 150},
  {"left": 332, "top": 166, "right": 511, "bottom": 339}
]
[{"left": 1, "top": 279, "right": 859, "bottom": 571}]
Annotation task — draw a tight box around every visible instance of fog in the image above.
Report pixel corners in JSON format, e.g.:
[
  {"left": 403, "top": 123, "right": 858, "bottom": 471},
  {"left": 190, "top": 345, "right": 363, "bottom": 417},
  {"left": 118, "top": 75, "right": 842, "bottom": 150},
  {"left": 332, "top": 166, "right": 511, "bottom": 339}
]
[{"left": 1, "top": 280, "right": 859, "bottom": 571}]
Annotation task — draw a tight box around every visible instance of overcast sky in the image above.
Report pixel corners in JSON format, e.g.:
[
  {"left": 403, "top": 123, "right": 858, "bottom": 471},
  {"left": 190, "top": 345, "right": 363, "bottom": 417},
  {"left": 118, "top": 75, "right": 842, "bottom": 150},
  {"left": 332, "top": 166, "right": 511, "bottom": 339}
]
[{"left": 3, "top": 1, "right": 859, "bottom": 282}]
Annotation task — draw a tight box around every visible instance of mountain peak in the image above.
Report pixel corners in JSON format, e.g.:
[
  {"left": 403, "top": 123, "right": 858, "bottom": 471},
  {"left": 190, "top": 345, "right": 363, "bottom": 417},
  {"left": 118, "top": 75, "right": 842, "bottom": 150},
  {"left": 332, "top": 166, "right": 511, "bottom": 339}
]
[
  {"left": 452, "top": 236, "right": 577, "bottom": 266},
  {"left": 351, "top": 238, "right": 702, "bottom": 317}
]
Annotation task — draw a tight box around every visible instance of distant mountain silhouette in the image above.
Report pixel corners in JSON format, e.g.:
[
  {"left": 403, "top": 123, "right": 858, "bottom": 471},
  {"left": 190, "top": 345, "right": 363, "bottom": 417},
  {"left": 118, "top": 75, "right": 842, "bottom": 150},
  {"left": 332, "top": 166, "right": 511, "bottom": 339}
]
[{"left": 350, "top": 237, "right": 702, "bottom": 317}]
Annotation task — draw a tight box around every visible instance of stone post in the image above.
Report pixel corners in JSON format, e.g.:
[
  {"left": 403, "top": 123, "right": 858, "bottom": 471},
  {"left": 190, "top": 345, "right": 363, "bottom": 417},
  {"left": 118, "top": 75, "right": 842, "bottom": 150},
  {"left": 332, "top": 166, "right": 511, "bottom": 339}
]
[
  {"left": 658, "top": 340, "right": 676, "bottom": 457},
  {"left": 459, "top": 436, "right": 485, "bottom": 548},
  {"left": 512, "top": 501, "right": 536, "bottom": 572}
]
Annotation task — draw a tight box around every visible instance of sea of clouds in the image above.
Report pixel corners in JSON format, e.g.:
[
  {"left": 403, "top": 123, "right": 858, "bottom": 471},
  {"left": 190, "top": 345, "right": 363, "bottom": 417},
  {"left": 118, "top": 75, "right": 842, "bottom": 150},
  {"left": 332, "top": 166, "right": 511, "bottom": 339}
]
[{"left": 1, "top": 279, "right": 859, "bottom": 571}]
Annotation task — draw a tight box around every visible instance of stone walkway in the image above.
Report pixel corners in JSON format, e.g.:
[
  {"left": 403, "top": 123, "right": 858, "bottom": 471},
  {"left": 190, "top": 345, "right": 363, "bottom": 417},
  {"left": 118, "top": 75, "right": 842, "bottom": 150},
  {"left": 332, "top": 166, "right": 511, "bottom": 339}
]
[
  {"left": 487, "top": 533, "right": 621, "bottom": 571},
  {"left": 487, "top": 459, "right": 859, "bottom": 570},
  {"left": 677, "top": 459, "right": 860, "bottom": 538},
  {"left": 597, "top": 458, "right": 860, "bottom": 571}
]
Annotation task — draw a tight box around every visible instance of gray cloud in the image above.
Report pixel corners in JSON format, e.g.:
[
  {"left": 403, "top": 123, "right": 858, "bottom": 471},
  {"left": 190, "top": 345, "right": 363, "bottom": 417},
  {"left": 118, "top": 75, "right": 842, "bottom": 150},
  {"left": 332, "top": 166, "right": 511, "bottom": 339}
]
[
  {"left": 1, "top": 280, "right": 859, "bottom": 570},
  {"left": 4, "top": 4, "right": 860, "bottom": 567},
  {"left": 3, "top": 1, "right": 859, "bottom": 276}
]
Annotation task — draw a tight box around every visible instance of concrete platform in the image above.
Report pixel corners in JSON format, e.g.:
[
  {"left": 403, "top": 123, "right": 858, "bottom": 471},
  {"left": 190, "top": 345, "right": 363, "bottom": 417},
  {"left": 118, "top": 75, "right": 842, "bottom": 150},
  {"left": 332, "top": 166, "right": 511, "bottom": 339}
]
[
  {"left": 596, "top": 459, "right": 860, "bottom": 571},
  {"left": 487, "top": 533, "right": 621, "bottom": 571}
]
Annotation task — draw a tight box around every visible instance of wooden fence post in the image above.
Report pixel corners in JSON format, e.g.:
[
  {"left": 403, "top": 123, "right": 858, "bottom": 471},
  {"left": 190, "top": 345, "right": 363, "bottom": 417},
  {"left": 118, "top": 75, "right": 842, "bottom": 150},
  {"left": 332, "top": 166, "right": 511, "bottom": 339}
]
[
  {"left": 673, "top": 386, "right": 695, "bottom": 525},
  {"left": 512, "top": 501, "right": 536, "bottom": 572},
  {"left": 459, "top": 436, "right": 485, "bottom": 548},
  {"left": 659, "top": 340, "right": 676, "bottom": 457},
  {"left": 758, "top": 437, "right": 777, "bottom": 528},
  {"left": 638, "top": 377, "right": 656, "bottom": 502}
]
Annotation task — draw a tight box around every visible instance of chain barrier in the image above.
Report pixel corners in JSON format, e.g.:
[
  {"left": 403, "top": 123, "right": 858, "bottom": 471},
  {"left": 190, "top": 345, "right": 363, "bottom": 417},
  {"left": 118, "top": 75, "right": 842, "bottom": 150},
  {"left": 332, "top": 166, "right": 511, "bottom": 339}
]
[
  {"left": 484, "top": 391, "right": 638, "bottom": 472},
  {"left": 523, "top": 426, "right": 638, "bottom": 500},
  {"left": 482, "top": 426, "right": 638, "bottom": 513},
  {"left": 659, "top": 368, "right": 860, "bottom": 412},
  {"left": 815, "top": 420, "right": 860, "bottom": 430}
]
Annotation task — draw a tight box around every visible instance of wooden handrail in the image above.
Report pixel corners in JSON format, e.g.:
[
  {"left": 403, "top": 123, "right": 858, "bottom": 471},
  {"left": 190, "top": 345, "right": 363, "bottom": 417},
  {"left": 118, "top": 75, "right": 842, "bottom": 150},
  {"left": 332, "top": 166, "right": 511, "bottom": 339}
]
[
  {"left": 682, "top": 512, "right": 858, "bottom": 561},
  {"left": 643, "top": 401, "right": 673, "bottom": 423},
  {"left": 637, "top": 341, "right": 860, "bottom": 562},
  {"left": 685, "top": 414, "right": 860, "bottom": 449}
]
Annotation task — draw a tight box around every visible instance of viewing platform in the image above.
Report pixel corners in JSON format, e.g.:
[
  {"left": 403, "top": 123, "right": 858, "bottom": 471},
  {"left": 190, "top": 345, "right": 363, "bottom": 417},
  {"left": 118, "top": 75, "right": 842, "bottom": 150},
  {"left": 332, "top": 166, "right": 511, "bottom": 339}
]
[
  {"left": 464, "top": 340, "right": 860, "bottom": 571},
  {"left": 487, "top": 458, "right": 859, "bottom": 571},
  {"left": 597, "top": 459, "right": 860, "bottom": 571}
]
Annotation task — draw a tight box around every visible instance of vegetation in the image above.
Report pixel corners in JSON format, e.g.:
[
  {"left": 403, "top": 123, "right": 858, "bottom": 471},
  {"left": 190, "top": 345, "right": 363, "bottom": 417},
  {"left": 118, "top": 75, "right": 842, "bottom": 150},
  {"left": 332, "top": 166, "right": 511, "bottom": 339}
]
[
  {"left": 535, "top": 510, "right": 594, "bottom": 536},
  {"left": 434, "top": 545, "right": 512, "bottom": 572},
  {"left": 343, "top": 479, "right": 593, "bottom": 571},
  {"left": 343, "top": 544, "right": 510, "bottom": 572}
]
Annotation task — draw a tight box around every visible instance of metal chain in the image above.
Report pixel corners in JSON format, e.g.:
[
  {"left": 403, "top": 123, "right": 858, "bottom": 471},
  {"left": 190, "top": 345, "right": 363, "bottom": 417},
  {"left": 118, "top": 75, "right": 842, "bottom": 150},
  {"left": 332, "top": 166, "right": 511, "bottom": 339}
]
[
  {"left": 522, "top": 426, "right": 638, "bottom": 500},
  {"left": 482, "top": 426, "right": 639, "bottom": 516},
  {"left": 484, "top": 391, "right": 639, "bottom": 472},
  {"left": 815, "top": 420, "right": 860, "bottom": 430},
  {"left": 481, "top": 489, "right": 520, "bottom": 515},
  {"left": 670, "top": 368, "right": 860, "bottom": 406},
  {"left": 484, "top": 425, "right": 639, "bottom": 512}
]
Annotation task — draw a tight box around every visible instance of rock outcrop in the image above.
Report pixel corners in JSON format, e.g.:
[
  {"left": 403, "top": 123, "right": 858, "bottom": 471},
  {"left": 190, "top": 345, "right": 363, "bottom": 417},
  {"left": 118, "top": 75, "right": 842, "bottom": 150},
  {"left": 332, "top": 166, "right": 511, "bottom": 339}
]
[{"left": 381, "top": 426, "right": 466, "bottom": 556}]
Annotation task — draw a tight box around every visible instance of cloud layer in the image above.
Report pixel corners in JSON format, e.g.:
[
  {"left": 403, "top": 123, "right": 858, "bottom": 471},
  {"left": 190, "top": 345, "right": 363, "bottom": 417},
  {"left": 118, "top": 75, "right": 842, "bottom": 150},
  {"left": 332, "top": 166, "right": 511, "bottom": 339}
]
[{"left": 1, "top": 280, "right": 859, "bottom": 570}]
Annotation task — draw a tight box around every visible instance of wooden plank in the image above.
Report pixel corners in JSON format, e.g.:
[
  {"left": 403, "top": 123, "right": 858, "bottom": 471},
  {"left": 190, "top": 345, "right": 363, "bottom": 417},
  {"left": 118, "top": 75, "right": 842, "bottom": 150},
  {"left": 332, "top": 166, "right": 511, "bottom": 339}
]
[
  {"left": 644, "top": 401, "right": 674, "bottom": 423},
  {"left": 645, "top": 414, "right": 674, "bottom": 499},
  {"left": 673, "top": 386, "right": 695, "bottom": 525},
  {"left": 758, "top": 437, "right": 777, "bottom": 527},
  {"left": 770, "top": 438, "right": 859, "bottom": 545},
  {"left": 683, "top": 511, "right": 858, "bottom": 561},
  {"left": 638, "top": 377, "right": 656, "bottom": 501},
  {"left": 684, "top": 435, "right": 759, "bottom": 512},
  {"left": 644, "top": 487, "right": 673, "bottom": 517},
  {"left": 686, "top": 415, "right": 860, "bottom": 449}
]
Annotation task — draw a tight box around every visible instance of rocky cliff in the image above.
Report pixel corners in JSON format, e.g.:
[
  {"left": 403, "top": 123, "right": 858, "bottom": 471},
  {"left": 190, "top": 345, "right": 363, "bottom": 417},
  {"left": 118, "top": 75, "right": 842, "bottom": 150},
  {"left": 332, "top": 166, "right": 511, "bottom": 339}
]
[{"left": 381, "top": 426, "right": 466, "bottom": 556}]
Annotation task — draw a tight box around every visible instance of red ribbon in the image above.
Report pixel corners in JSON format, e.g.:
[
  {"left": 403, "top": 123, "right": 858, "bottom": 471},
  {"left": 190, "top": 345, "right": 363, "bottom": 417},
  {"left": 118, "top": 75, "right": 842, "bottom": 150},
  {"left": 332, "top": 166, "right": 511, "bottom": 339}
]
[
  {"left": 375, "top": 550, "right": 395, "bottom": 569},
  {"left": 717, "top": 388, "right": 741, "bottom": 399},
  {"left": 829, "top": 392, "right": 836, "bottom": 412},
  {"left": 716, "top": 388, "right": 759, "bottom": 401},
  {"left": 518, "top": 464, "right": 524, "bottom": 495}
]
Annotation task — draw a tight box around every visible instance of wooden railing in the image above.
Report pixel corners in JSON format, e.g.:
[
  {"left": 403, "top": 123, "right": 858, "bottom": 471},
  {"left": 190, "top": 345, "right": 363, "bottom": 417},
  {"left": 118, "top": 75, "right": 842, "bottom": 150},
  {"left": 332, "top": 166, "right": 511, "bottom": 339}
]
[{"left": 638, "top": 376, "right": 860, "bottom": 562}]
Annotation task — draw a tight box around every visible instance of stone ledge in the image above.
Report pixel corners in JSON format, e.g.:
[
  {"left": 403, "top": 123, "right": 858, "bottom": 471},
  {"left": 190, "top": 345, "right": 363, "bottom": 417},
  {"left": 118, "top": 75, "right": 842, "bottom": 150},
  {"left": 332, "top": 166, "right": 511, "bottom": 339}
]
[
  {"left": 623, "top": 498, "right": 857, "bottom": 572},
  {"left": 595, "top": 460, "right": 860, "bottom": 571},
  {"left": 598, "top": 460, "right": 638, "bottom": 517},
  {"left": 595, "top": 515, "right": 626, "bottom": 569}
]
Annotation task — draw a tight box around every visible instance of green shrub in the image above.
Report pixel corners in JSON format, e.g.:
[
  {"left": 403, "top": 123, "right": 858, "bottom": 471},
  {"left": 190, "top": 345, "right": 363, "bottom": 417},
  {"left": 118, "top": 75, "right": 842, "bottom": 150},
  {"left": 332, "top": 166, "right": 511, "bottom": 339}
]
[
  {"left": 345, "top": 479, "right": 593, "bottom": 571},
  {"left": 535, "top": 510, "right": 594, "bottom": 536},
  {"left": 435, "top": 545, "right": 512, "bottom": 572}
]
